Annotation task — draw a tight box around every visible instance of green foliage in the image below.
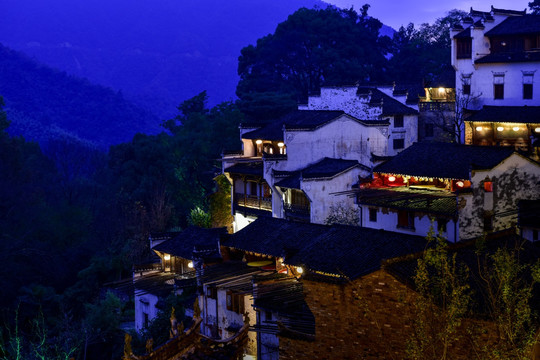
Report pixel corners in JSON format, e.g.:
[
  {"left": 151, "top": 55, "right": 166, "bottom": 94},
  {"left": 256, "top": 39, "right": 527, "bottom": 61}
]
[
  {"left": 209, "top": 175, "right": 233, "bottom": 229},
  {"left": 324, "top": 204, "right": 360, "bottom": 226},
  {"left": 407, "top": 226, "right": 471, "bottom": 360},
  {"left": 475, "top": 246, "right": 540, "bottom": 359},
  {"left": 530, "top": 0, "right": 540, "bottom": 14},
  {"left": 188, "top": 207, "right": 212, "bottom": 228},
  {"left": 236, "top": 6, "right": 390, "bottom": 121}
]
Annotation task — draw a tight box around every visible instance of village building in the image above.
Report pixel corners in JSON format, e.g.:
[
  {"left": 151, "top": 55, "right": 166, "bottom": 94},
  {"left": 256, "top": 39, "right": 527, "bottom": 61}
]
[
  {"left": 356, "top": 142, "right": 540, "bottom": 242},
  {"left": 223, "top": 85, "right": 418, "bottom": 231},
  {"left": 131, "top": 227, "right": 226, "bottom": 332},
  {"left": 451, "top": 7, "right": 540, "bottom": 156}
]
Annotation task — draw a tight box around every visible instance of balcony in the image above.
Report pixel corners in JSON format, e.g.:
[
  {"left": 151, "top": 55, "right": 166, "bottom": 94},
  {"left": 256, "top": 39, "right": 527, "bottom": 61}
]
[
  {"left": 284, "top": 203, "right": 310, "bottom": 222},
  {"left": 419, "top": 102, "right": 455, "bottom": 112},
  {"left": 234, "top": 193, "right": 272, "bottom": 211}
]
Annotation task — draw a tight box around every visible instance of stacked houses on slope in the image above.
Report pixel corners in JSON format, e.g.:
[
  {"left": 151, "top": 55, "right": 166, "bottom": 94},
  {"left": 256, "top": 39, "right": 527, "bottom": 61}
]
[{"left": 125, "top": 5, "right": 540, "bottom": 359}]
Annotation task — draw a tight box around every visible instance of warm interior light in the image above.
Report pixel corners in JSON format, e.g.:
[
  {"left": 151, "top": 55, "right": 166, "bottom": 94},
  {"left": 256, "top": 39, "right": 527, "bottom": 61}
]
[
  {"left": 255, "top": 139, "right": 263, "bottom": 145},
  {"left": 535, "top": 128, "right": 540, "bottom": 133},
  {"left": 438, "top": 87, "right": 445, "bottom": 94},
  {"left": 164, "top": 254, "right": 171, "bottom": 261},
  {"left": 388, "top": 176, "right": 396, "bottom": 182},
  {"left": 296, "top": 266, "right": 304, "bottom": 274},
  {"left": 278, "top": 142, "right": 284, "bottom": 147},
  {"left": 513, "top": 127, "right": 520, "bottom": 131},
  {"left": 187, "top": 261, "right": 194, "bottom": 268},
  {"left": 497, "top": 126, "right": 504, "bottom": 131},
  {"left": 476, "top": 126, "right": 483, "bottom": 131},
  {"left": 456, "top": 181, "right": 464, "bottom": 188}
]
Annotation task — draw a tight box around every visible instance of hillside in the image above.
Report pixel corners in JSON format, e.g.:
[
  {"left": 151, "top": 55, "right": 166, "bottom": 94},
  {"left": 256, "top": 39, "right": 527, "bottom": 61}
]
[
  {"left": 0, "top": 0, "right": 332, "bottom": 119},
  {"left": 0, "top": 44, "right": 160, "bottom": 147}
]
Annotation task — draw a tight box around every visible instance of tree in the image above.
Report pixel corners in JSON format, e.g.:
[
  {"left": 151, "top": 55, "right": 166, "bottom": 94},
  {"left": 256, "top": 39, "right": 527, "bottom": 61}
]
[
  {"left": 530, "top": 0, "right": 540, "bottom": 14},
  {"left": 236, "top": 6, "right": 391, "bottom": 121},
  {"left": 324, "top": 204, "right": 360, "bottom": 226},
  {"left": 407, "top": 227, "right": 471, "bottom": 360},
  {"left": 388, "top": 10, "right": 466, "bottom": 85}
]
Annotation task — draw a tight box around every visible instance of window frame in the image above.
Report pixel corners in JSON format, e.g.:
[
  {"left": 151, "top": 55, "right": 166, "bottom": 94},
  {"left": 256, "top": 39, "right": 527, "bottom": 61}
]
[
  {"left": 394, "top": 115, "right": 404, "bottom": 128},
  {"left": 369, "top": 208, "right": 377, "bottom": 222},
  {"left": 393, "top": 138, "right": 405, "bottom": 150}
]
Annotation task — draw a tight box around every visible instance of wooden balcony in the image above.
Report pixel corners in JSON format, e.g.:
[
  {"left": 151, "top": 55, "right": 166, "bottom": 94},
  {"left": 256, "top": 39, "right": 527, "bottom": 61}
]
[
  {"left": 234, "top": 193, "right": 272, "bottom": 211},
  {"left": 419, "top": 102, "right": 454, "bottom": 112}
]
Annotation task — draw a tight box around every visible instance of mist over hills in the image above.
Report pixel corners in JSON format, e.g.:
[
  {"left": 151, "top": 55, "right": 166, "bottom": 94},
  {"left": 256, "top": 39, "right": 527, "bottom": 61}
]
[
  {"left": 0, "top": 44, "right": 160, "bottom": 147},
  {"left": 0, "top": 0, "right": 336, "bottom": 120}
]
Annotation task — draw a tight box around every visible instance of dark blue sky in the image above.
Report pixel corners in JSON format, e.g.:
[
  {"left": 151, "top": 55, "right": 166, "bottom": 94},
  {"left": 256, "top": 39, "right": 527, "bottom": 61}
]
[{"left": 326, "top": 0, "right": 531, "bottom": 29}]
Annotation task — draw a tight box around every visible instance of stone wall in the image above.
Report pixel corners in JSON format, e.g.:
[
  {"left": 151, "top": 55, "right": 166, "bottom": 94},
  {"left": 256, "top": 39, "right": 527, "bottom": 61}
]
[{"left": 278, "top": 269, "right": 504, "bottom": 360}]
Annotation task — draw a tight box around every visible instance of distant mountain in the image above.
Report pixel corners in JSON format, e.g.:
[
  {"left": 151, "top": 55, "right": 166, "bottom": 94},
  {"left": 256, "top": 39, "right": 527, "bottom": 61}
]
[
  {"left": 0, "top": 0, "right": 333, "bottom": 120},
  {"left": 0, "top": 44, "right": 160, "bottom": 147}
]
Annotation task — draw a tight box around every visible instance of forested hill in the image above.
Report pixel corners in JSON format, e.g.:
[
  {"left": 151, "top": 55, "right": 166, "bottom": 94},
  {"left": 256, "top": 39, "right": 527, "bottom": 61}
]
[
  {"left": 0, "top": 0, "right": 332, "bottom": 119},
  {"left": 0, "top": 44, "right": 160, "bottom": 147}
]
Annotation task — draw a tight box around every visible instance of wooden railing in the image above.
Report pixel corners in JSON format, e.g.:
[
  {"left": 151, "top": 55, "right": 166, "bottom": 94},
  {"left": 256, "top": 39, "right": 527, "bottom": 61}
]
[
  {"left": 419, "top": 102, "right": 454, "bottom": 112},
  {"left": 234, "top": 193, "right": 272, "bottom": 211}
]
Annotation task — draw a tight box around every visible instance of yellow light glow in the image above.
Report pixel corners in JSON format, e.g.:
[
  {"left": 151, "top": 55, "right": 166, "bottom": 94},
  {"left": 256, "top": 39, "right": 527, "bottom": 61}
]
[
  {"left": 535, "top": 128, "right": 540, "bottom": 133},
  {"left": 388, "top": 176, "right": 396, "bottom": 182},
  {"left": 476, "top": 126, "right": 483, "bottom": 131},
  {"left": 164, "top": 254, "right": 171, "bottom": 261},
  {"left": 438, "top": 87, "right": 445, "bottom": 94},
  {"left": 278, "top": 142, "right": 284, "bottom": 147},
  {"left": 187, "top": 261, "right": 194, "bottom": 268},
  {"left": 513, "top": 127, "right": 520, "bottom": 131},
  {"left": 255, "top": 139, "right": 263, "bottom": 145},
  {"left": 456, "top": 181, "right": 464, "bottom": 188},
  {"left": 497, "top": 126, "right": 504, "bottom": 131},
  {"left": 296, "top": 266, "right": 304, "bottom": 274}
]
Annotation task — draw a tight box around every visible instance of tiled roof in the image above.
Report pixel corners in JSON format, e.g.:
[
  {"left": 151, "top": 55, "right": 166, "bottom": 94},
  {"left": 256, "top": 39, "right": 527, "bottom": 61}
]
[
  {"left": 374, "top": 142, "right": 515, "bottom": 180},
  {"left": 224, "top": 161, "right": 263, "bottom": 177},
  {"left": 274, "top": 157, "right": 362, "bottom": 189},
  {"left": 153, "top": 227, "right": 226, "bottom": 260},
  {"left": 225, "top": 217, "right": 328, "bottom": 258},
  {"left": 285, "top": 224, "right": 427, "bottom": 280},
  {"left": 490, "top": 6, "right": 527, "bottom": 16},
  {"left": 357, "top": 87, "right": 418, "bottom": 116},
  {"left": 453, "top": 27, "right": 471, "bottom": 39},
  {"left": 134, "top": 272, "right": 177, "bottom": 297},
  {"left": 466, "top": 105, "right": 540, "bottom": 124},
  {"left": 225, "top": 217, "right": 427, "bottom": 280},
  {"left": 357, "top": 187, "right": 458, "bottom": 216},
  {"left": 242, "top": 111, "right": 346, "bottom": 140},
  {"left": 518, "top": 200, "right": 540, "bottom": 228},
  {"left": 476, "top": 51, "right": 540, "bottom": 64},
  {"left": 198, "top": 261, "right": 264, "bottom": 292},
  {"left": 485, "top": 15, "right": 540, "bottom": 36}
]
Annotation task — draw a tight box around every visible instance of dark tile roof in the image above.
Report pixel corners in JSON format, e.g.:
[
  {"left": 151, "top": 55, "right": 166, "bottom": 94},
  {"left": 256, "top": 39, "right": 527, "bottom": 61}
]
[
  {"left": 134, "top": 272, "right": 177, "bottom": 297},
  {"left": 518, "top": 200, "right": 540, "bottom": 228},
  {"left": 224, "top": 161, "right": 263, "bottom": 177},
  {"left": 476, "top": 51, "right": 540, "bottom": 64},
  {"left": 357, "top": 87, "right": 418, "bottom": 116},
  {"left": 274, "top": 157, "right": 362, "bottom": 189},
  {"left": 485, "top": 15, "right": 540, "bottom": 36},
  {"left": 198, "top": 261, "right": 264, "bottom": 293},
  {"left": 490, "top": 6, "right": 527, "bottom": 16},
  {"left": 466, "top": 105, "right": 540, "bottom": 124},
  {"left": 374, "top": 142, "right": 515, "bottom": 180},
  {"left": 470, "top": 8, "right": 491, "bottom": 18},
  {"left": 473, "top": 20, "right": 484, "bottom": 28},
  {"left": 153, "top": 227, "right": 226, "bottom": 260},
  {"left": 285, "top": 225, "right": 427, "bottom": 280},
  {"left": 224, "top": 217, "right": 328, "bottom": 258},
  {"left": 356, "top": 187, "right": 458, "bottom": 216},
  {"left": 243, "top": 111, "right": 346, "bottom": 140},
  {"left": 225, "top": 217, "right": 427, "bottom": 280},
  {"left": 453, "top": 27, "right": 471, "bottom": 39}
]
